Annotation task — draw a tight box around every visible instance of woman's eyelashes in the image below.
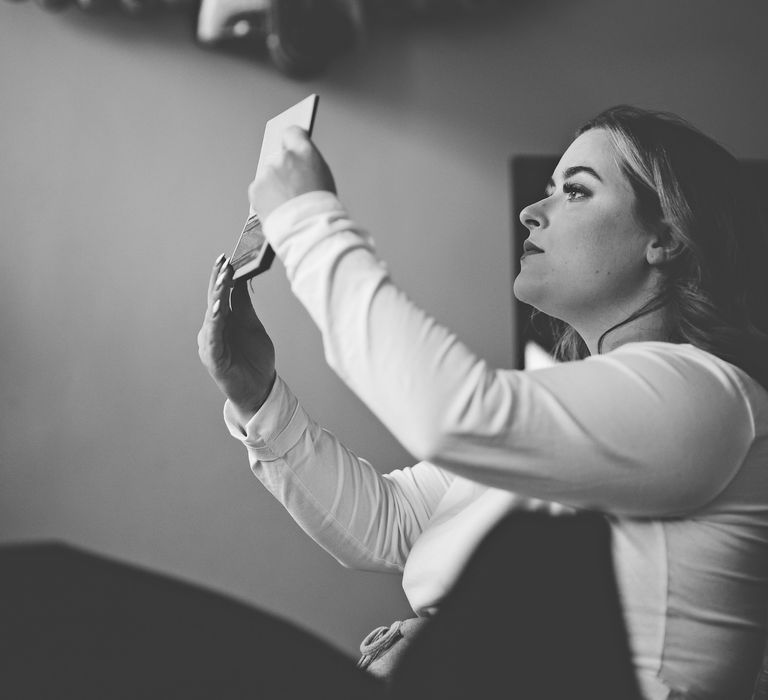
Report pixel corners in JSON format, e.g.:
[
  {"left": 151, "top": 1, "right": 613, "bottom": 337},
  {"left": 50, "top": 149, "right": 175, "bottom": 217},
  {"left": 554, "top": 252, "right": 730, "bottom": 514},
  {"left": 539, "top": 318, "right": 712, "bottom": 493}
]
[
  {"left": 543, "top": 182, "right": 591, "bottom": 201},
  {"left": 563, "top": 182, "right": 590, "bottom": 200}
]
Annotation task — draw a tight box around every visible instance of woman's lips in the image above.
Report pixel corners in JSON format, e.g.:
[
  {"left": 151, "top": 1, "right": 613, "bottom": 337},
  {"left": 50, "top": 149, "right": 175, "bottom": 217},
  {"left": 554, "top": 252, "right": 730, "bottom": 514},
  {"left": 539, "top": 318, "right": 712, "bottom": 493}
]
[
  {"left": 521, "top": 239, "right": 544, "bottom": 260},
  {"left": 523, "top": 239, "right": 544, "bottom": 254}
]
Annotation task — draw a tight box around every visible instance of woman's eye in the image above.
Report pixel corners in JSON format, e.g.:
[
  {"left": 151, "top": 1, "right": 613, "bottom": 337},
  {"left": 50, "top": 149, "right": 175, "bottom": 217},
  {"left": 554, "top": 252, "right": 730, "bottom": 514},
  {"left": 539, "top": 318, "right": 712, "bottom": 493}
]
[{"left": 563, "top": 183, "right": 588, "bottom": 200}]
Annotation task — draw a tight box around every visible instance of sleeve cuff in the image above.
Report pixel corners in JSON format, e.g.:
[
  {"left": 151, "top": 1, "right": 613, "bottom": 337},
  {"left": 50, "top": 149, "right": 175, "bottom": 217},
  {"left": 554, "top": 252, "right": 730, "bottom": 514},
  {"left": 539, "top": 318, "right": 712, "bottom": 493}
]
[
  {"left": 262, "top": 191, "right": 345, "bottom": 245},
  {"left": 223, "top": 375, "right": 309, "bottom": 462}
]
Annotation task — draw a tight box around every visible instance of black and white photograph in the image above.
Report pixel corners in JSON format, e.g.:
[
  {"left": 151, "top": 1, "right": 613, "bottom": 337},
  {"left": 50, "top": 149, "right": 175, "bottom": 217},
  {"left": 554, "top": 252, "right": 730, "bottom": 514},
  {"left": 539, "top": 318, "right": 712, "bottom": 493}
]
[{"left": 2, "top": 1, "right": 768, "bottom": 698}]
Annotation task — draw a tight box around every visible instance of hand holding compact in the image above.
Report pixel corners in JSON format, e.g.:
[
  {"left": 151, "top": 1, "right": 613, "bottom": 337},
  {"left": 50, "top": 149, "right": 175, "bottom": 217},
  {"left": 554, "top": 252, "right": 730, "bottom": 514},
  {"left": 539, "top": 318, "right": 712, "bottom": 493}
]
[
  {"left": 248, "top": 126, "right": 336, "bottom": 223},
  {"left": 197, "top": 256, "right": 276, "bottom": 425}
]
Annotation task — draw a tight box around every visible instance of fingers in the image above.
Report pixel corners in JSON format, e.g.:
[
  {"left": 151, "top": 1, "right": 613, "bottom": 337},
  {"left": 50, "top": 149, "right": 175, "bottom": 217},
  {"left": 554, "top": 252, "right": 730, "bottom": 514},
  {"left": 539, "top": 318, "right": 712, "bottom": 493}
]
[
  {"left": 282, "top": 127, "right": 336, "bottom": 195},
  {"left": 207, "top": 253, "right": 227, "bottom": 304},
  {"left": 283, "top": 127, "right": 336, "bottom": 196},
  {"left": 199, "top": 256, "right": 233, "bottom": 368},
  {"left": 282, "top": 125, "right": 310, "bottom": 151},
  {"left": 212, "top": 262, "right": 234, "bottom": 319},
  {"left": 249, "top": 127, "right": 335, "bottom": 220}
]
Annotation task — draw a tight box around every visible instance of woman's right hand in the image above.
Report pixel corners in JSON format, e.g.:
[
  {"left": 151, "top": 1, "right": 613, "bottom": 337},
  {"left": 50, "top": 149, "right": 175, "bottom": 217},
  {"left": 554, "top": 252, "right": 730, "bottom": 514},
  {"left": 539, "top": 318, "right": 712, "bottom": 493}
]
[{"left": 198, "top": 255, "right": 276, "bottom": 426}]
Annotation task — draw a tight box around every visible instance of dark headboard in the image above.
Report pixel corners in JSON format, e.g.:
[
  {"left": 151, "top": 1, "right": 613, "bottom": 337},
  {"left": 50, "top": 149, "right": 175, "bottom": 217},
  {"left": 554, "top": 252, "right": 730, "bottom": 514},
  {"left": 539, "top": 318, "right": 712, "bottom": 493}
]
[{"left": 510, "top": 156, "right": 768, "bottom": 369}]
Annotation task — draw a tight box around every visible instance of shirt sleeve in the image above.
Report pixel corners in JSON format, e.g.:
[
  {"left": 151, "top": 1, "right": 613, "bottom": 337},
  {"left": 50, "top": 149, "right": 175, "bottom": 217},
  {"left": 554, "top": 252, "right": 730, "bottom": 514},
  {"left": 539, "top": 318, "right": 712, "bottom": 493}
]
[
  {"left": 224, "top": 374, "right": 454, "bottom": 573},
  {"left": 261, "top": 191, "right": 756, "bottom": 517}
]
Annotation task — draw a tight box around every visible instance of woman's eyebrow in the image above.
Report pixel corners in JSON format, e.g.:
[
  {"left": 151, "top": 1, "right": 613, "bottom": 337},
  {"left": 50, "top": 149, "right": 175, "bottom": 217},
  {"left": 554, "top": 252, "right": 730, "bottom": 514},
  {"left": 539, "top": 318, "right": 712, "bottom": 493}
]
[{"left": 546, "top": 165, "right": 604, "bottom": 193}]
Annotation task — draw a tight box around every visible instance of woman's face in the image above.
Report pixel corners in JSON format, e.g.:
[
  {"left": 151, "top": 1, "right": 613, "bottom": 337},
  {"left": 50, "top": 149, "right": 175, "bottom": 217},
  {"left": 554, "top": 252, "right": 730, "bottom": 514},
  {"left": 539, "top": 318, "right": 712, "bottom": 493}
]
[{"left": 513, "top": 128, "right": 658, "bottom": 330}]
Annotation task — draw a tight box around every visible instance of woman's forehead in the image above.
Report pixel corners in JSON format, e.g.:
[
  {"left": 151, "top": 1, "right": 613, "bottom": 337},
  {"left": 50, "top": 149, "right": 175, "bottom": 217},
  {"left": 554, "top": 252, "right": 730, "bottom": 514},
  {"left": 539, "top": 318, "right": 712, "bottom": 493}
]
[{"left": 555, "top": 129, "right": 625, "bottom": 184}]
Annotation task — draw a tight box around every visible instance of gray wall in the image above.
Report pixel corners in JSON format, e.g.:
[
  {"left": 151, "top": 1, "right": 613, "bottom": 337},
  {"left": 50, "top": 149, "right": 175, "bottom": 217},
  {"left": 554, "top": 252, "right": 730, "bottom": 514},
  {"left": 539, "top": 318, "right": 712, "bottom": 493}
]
[{"left": 2, "top": 0, "right": 768, "bottom": 655}]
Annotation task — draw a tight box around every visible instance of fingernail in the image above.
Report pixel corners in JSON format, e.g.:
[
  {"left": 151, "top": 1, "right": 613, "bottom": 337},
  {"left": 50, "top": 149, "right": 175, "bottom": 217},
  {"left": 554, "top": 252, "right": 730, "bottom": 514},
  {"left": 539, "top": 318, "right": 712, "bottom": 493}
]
[
  {"left": 221, "top": 257, "right": 229, "bottom": 268},
  {"left": 215, "top": 253, "right": 226, "bottom": 266},
  {"left": 212, "top": 299, "right": 221, "bottom": 315},
  {"left": 215, "top": 272, "right": 226, "bottom": 288}
]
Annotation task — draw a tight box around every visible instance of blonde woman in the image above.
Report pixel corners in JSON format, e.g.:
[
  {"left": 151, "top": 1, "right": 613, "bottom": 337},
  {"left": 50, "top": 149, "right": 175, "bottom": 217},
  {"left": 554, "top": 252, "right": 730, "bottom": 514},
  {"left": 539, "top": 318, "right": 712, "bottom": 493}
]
[{"left": 200, "top": 106, "right": 768, "bottom": 699}]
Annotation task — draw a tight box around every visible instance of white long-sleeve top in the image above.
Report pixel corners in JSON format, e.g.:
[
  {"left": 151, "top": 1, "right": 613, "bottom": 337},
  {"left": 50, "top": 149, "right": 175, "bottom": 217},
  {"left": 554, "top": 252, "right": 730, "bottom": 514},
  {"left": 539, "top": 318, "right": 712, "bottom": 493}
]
[{"left": 224, "top": 192, "right": 768, "bottom": 700}]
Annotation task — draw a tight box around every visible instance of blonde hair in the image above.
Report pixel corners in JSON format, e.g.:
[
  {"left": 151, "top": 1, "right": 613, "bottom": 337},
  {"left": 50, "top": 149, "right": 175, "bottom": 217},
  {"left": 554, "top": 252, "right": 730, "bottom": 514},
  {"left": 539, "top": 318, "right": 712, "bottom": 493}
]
[{"left": 545, "top": 106, "right": 768, "bottom": 387}]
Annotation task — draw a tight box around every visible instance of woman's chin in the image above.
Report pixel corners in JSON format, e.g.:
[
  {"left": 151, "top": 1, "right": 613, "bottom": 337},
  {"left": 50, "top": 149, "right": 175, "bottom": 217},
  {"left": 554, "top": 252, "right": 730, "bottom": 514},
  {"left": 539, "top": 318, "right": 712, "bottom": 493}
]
[
  {"left": 512, "top": 275, "right": 540, "bottom": 307},
  {"left": 513, "top": 277, "right": 560, "bottom": 319}
]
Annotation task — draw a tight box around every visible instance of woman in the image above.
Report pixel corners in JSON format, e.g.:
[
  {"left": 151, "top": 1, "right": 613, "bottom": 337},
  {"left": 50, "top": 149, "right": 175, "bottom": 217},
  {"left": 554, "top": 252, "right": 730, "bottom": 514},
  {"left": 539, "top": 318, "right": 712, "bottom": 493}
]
[{"left": 198, "top": 106, "right": 768, "bottom": 699}]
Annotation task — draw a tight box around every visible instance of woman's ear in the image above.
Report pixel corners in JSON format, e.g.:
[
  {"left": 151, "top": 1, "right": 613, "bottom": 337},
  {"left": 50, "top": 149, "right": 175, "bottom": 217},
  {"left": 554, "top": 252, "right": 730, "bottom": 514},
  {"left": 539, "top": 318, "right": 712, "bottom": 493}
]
[{"left": 646, "top": 223, "right": 684, "bottom": 266}]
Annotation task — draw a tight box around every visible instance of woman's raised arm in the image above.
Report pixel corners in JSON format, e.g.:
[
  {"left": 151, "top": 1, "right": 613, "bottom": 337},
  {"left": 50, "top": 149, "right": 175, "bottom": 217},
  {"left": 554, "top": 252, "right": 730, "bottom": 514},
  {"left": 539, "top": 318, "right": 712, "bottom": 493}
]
[{"left": 260, "top": 191, "right": 754, "bottom": 518}]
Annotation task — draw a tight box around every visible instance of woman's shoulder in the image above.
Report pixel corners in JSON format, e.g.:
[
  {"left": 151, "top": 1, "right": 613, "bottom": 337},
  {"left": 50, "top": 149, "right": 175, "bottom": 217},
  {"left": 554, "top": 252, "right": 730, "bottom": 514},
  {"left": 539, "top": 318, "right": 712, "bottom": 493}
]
[
  {"left": 526, "top": 340, "right": 756, "bottom": 421},
  {"left": 609, "top": 340, "right": 749, "bottom": 372},
  {"left": 609, "top": 339, "right": 713, "bottom": 360},
  {"left": 606, "top": 341, "right": 768, "bottom": 413}
]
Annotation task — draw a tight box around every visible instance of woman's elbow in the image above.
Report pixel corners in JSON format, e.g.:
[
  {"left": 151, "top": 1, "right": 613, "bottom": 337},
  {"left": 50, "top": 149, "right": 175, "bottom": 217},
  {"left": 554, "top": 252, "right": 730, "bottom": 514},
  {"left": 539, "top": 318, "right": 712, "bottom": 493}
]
[{"left": 395, "top": 416, "right": 448, "bottom": 464}]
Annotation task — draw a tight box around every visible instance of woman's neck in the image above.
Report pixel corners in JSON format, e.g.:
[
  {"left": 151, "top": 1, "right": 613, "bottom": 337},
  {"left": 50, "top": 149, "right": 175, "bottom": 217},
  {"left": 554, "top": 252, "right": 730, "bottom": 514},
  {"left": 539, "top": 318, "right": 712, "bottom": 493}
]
[{"left": 577, "top": 303, "right": 673, "bottom": 356}]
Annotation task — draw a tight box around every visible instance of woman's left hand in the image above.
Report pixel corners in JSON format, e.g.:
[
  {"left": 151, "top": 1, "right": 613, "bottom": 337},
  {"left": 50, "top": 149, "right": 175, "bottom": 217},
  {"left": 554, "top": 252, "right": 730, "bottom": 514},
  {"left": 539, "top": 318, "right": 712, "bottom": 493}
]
[{"left": 248, "top": 126, "right": 336, "bottom": 222}]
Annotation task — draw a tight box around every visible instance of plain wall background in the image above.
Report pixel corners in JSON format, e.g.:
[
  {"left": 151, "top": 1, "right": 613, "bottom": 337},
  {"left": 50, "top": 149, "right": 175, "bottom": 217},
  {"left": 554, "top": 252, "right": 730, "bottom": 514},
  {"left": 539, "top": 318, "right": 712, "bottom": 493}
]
[{"left": 2, "top": 0, "right": 768, "bottom": 656}]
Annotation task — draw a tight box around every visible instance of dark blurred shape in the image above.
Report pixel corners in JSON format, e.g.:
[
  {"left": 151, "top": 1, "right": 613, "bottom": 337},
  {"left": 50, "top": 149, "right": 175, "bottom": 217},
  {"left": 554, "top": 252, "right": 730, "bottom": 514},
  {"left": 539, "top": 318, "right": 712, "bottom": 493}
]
[
  {"left": 2, "top": 0, "right": 502, "bottom": 77},
  {"left": 33, "top": 0, "right": 72, "bottom": 12},
  {"left": 391, "top": 511, "right": 642, "bottom": 700},
  {"left": 195, "top": 0, "right": 363, "bottom": 78},
  {"left": 73, "top": 0, "right": 112, "bottom": 14},
  {"left": 0, "top": 515, "right": 643, "bottom": 700},
  {"left": 366, "top": 0, "right": 499, "bottom": 24},
  {"left": 117, "top": 0, "right": 161, "bottom": 17},
  {"left": 265, "top": 0, "right": 362, "bottom": 78},
  {"left": 0, "top": 541, "right": 385, "bottom": 700}
]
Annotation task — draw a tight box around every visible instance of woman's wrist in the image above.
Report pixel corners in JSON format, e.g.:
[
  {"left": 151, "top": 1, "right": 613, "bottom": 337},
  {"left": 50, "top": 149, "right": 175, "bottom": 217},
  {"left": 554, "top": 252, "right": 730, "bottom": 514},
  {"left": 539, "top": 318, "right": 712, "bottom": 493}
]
[{"left": 228, "top": 373, "right": 277, "bottom": 428}]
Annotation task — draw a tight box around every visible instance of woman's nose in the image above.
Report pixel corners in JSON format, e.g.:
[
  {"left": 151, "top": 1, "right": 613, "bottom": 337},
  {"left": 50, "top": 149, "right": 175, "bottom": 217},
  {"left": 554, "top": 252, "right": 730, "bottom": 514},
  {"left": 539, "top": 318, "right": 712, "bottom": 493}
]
[{"left": 519, "top": 200, "right": 547, "bottom": 230}]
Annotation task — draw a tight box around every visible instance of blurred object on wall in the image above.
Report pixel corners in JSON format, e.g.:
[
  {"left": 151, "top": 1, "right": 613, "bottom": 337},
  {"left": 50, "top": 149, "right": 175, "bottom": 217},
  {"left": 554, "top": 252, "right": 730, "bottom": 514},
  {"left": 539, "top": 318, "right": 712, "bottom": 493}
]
[
  {"left": 5, "top": 0, "right": 501, "bottom": 78},
  {"left": 196, "top": 0, "right": 365, "bottom": 78}
]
